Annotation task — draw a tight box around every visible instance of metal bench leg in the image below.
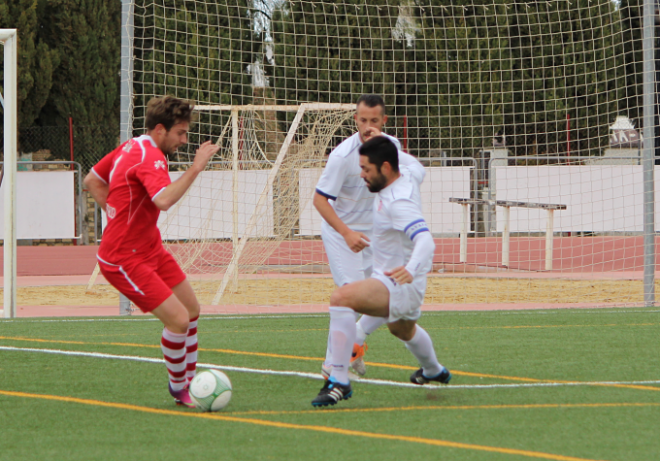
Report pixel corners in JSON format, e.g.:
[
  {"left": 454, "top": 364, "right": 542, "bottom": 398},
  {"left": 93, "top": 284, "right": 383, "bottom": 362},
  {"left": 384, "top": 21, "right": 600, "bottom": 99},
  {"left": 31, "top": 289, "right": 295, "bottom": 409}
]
[
  {"left": 502, "top": 206, "right": 510, "bottom": 267},
  {"left": 545, "top": 209, "right": 554, "bottom": 270},
  {"left": 460, "top": 203, "right": 468, "bottom": 263}
]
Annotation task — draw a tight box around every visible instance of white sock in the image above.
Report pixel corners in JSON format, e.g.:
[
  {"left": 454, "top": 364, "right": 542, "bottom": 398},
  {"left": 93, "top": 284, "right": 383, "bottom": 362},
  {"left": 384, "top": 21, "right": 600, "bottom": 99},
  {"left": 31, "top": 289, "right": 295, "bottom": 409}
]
[
  {"left": 403, "top": 325, "right": 443, "bottom": 378},
  {"left": 323, "top": 335, "right": 332, "bottom": 368},
  {"left": 328, "top": 306, "right": 356, "bottom": 384},
  {"left": 355, "top": 315, "right": 387, "bottom": 346}
]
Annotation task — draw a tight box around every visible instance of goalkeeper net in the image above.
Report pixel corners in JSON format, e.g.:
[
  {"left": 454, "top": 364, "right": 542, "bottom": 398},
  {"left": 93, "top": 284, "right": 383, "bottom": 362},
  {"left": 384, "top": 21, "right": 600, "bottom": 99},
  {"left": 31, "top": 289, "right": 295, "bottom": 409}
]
[{"left": 106, "top": 0, "right": 655, "bottom": 312}]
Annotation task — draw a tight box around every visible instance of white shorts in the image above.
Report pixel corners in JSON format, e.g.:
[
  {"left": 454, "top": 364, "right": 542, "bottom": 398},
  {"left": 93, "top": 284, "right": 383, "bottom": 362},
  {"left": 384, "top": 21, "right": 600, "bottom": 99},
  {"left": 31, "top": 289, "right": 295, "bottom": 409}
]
[
  {"left": 321, "top": 221, "right": 372, "bottom": 286},
  {"left": 372, "top": 271, "right": 426, "bottom": 323}
]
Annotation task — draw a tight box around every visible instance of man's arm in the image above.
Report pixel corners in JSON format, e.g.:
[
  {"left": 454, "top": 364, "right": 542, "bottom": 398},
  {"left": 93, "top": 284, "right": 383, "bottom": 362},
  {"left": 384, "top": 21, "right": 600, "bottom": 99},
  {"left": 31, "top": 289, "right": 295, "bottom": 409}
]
[
  {"left": 385, "top": 200, "right": 435, "bottom": 284},
  {"left": 398, "top": 150, "right": 425, "bottom": 184},
  {"left": 313, "top": 192, "right": 370, "bottom": 253},
  {"left": 385, "top": 232, "right": 435, "bottom": 285},
  {"left": 83, "top": 172, "right": 109, "bottom": 211},
  {"left": 152, "top": 141, "right": 219, "bottom": 211}
]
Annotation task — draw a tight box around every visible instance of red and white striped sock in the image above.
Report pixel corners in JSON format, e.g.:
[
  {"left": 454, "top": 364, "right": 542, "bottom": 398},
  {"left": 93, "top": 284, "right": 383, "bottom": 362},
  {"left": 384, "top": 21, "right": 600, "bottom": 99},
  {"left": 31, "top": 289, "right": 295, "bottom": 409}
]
[
  {"left": 161, "top": 328, "right": 187, "bottom": 391},
  {"left": 186, "top": 315, "right": 199, "bottom": 383}
]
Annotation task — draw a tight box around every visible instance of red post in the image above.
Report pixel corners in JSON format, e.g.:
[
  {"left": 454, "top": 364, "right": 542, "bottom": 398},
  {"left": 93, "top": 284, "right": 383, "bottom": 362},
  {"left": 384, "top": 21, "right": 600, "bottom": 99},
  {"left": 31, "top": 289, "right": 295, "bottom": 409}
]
[
  {"left": 69, "top": 117, "right": 74, "bottom": 167},
  {"left": 566, "top": 114, "right": 571, "bottom": 161},
  {"left": 403, "top": 115, "right": 408, "bottom": 151},
  {"left": 69, "top": 117, "right": 77, "bottom": 245}
]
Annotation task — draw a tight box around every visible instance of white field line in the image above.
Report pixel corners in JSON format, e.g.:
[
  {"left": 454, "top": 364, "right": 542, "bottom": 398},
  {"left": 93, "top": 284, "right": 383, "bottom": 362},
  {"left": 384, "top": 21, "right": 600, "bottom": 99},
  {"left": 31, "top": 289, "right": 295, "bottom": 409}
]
[
  {"left": 0, "top": 309, "right": 658, "bottom": 324},
  {"left": 2, "top": 345, "right": 659, "bottom": 391}
]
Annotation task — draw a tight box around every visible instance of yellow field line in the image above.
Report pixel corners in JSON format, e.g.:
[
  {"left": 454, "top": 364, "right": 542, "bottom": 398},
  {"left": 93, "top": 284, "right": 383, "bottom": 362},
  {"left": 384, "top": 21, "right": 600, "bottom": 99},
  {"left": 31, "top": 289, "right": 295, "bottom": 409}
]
[
  {"left": 228, "top": 402, "right": 660, "bottom": 416},
  {"left": 0, "top": 389, "right": 606, "bottom": 461},
  {"left": 21, "top": 322, "right": 660, "bottom": 340},
  {"left": 1, "top": 335, "right": 659, "bottom": 392}
]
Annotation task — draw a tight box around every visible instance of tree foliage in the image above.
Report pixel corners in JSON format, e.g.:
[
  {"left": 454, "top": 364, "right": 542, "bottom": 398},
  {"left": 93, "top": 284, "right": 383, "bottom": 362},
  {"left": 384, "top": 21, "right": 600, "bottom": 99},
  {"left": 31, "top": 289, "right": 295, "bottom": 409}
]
[
  {"left": 269, "top": 0, "right": 632, "bottom": 157},
  {"left": 0, "top": 0, "right": 59, "bottom": 127},
  {"left": 132, "top": 0, "right": 260, "bottom": 145},
  {"left": 36, "top": 0, "right": 121, "bottom": 128}
]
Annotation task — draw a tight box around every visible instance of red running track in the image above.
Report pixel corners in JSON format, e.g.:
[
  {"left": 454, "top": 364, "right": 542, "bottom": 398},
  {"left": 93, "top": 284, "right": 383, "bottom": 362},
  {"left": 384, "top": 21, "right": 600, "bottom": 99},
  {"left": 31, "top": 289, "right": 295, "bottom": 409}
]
[{"left": 1, "top": 236, "right": 657, "bottom": 277}]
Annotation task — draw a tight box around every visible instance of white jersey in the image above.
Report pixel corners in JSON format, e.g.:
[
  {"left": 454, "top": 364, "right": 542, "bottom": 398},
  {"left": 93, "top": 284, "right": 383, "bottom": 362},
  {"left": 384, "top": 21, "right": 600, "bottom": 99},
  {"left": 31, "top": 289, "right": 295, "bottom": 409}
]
[
  {"left": 371, "top": 166, "right": 432, "bottom": 278},
  {"left": 315, "top": 132, "right": 425, "bottom": 231}
]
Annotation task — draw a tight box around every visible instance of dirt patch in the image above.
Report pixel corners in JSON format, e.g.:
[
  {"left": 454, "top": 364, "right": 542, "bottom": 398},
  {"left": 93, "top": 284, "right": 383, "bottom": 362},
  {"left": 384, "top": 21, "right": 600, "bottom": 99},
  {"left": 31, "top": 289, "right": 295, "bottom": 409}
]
[{"left": 0, "top": 276, "right": 648, "bottom": 306}]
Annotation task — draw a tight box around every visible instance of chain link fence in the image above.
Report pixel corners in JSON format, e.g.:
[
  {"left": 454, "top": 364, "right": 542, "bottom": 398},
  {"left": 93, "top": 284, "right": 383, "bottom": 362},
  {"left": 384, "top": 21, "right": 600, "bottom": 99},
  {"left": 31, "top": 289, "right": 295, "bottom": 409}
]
[{"left": 0, "top": 125, "right": 119, "bottom": 172}]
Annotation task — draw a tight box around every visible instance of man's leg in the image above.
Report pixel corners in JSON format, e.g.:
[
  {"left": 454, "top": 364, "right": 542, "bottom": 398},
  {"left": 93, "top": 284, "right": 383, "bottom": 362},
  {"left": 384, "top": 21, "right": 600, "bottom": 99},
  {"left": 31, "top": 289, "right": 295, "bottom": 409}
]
[
  {"left": 171, "top": 279, "right": 201, "bottom": 383},
  {"left": 320, "top": 224, "right": 364, "bottom": 373},
  {"left": 388, "top": 320, "right": 450, "bottom": 384},
  {"left": 355, "top": 247, "right": 386, "bottom": 346},
  {"left": 355, "top": 315, "right": 387, "bottom": 346},
  {"left": 328, "top": 278, "right": 390, "bottom": 382},
  {"left": 313, "top": 278, "right": 390, "bottom": 407},
  {"left": 152, "top": 295, "right": 195, "bottom": 405}
]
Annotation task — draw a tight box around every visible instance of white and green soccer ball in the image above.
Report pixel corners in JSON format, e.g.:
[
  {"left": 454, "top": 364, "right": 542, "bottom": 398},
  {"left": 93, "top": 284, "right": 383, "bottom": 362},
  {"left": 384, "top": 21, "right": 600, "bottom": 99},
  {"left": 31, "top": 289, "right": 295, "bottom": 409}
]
[{"left": 189, "top": 369, "right": 232, "bottom": 412}]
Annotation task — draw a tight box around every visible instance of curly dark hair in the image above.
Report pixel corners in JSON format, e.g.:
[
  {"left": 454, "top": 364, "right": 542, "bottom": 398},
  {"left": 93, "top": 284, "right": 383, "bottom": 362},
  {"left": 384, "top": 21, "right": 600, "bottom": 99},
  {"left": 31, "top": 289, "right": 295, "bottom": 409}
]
[{"left": 145, "top": 96, "right": 195, "bottom": 131}]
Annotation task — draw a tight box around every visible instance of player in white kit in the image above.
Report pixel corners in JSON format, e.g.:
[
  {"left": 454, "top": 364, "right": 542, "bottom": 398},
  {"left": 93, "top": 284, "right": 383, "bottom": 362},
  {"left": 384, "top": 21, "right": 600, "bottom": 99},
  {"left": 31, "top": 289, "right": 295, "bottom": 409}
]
[
  {"left": 312, "top": 136, "right": 451, "bottom": 407},
  {"left": 314, "top": 94, "right": 425, "bottom": 378}
]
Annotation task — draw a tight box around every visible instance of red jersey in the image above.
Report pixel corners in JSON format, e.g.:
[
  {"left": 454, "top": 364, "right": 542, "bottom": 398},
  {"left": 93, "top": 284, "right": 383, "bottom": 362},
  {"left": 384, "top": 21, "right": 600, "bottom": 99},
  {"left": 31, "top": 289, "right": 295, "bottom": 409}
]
[{"left": 92, "top": 135, "right": 171, "bottom": 262}]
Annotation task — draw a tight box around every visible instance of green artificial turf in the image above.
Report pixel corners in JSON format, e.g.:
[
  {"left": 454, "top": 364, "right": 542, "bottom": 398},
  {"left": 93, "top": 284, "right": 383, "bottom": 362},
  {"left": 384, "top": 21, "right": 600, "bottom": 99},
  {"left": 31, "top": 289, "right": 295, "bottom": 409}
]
[{"left": 0, "top": 308, "right": 658, "bottom": 461}]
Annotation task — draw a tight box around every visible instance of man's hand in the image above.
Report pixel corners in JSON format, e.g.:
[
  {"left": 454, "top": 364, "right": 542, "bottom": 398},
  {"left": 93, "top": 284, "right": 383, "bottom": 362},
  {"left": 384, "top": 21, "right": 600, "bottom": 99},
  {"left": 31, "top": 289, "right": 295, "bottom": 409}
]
[
  {"left": 385, "top": 266, "right": 413, "bottom": 284},
  {"left": 192, "top": 141, "right": 220, "bottom": 172},
  {"left": 362, "top": 127, "right": 382, "bottom": 143},
  {"left": 343, "top": 230, "right": 370, "bottom": 253}
]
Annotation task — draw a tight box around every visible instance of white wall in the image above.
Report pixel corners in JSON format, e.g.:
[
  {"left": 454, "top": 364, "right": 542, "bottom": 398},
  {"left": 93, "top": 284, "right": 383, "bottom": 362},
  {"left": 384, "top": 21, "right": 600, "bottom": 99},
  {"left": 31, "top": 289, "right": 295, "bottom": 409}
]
[
  {"left": 297, "top": 168, "right": 324, "bottom": 236},
  {"left": 0, "top": 171, "right": 76, "bottom": 239},
  {"left": 158, "top": 170, "right": 274, "bottom": 240},
  {"left": 298, "top": 167, "right": 472, "bottom": 236},
  {"left": 422, "top": 167, "right": 472, "bottom": 234},
  {"left": 493, "top": 165, "right": 654, "bottom": 232}
]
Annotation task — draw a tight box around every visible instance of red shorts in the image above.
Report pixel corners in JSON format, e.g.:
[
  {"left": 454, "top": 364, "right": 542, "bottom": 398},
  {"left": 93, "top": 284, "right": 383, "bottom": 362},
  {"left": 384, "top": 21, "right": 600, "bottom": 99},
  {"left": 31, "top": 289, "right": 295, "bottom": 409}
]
[{"left": 97, "top": 247, "right": 187, "bottom": 312}]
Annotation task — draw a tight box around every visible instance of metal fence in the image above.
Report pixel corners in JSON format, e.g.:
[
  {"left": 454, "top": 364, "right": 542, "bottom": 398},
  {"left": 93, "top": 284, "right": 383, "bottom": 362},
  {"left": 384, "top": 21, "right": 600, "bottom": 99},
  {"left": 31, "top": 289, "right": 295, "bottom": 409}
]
[{"left": 0, "top": 125, "right": 119, "bottom": 173}]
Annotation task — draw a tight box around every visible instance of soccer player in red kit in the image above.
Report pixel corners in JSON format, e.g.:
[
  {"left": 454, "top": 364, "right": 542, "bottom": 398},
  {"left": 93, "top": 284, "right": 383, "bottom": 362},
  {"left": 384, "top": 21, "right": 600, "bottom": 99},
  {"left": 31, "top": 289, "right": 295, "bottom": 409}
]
[{"left": 84, "top": 96, "right": 219, "bottom": 407}]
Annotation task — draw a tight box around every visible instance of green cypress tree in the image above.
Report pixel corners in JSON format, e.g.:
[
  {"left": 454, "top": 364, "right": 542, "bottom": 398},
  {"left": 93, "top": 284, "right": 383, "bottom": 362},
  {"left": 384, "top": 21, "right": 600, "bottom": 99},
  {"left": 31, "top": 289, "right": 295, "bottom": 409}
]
[
  {"left": 33, "top": 0, "right": 121, "bottom": 165},
  {"left": 0, "top": 0, "right": 59, "bottom": 128},
  {"left": 36, "top": 0, "right": 120, "bottom": 126}
]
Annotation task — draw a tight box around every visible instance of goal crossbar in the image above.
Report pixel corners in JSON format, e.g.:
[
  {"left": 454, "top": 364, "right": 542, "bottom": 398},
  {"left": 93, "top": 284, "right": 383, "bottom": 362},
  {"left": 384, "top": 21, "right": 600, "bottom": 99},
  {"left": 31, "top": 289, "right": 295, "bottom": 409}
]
[{"left": 195, "top": 103, "right": 355, "bottom": 113}]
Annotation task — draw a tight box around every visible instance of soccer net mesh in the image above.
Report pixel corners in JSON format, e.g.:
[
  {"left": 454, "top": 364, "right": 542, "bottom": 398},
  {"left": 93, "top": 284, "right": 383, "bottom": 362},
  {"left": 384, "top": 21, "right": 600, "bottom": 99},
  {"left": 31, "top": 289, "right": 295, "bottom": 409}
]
[{"left": 110, "top": 0, "right": 655, "bottom": 312}]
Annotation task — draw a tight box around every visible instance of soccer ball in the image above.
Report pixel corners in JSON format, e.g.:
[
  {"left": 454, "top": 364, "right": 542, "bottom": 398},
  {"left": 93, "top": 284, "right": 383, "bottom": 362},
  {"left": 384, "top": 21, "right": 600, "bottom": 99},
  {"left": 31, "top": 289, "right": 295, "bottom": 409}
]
[{"left": 189, "top": 369, "right": 232, "bottom": 412}]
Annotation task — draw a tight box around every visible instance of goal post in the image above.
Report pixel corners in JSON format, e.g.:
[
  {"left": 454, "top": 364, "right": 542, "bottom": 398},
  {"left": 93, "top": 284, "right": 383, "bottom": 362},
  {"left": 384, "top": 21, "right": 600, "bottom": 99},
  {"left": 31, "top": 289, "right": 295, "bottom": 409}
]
[
  {"left": 205, "top": 103, "right": 355, "bottom": 304},
  {"left": 1, "top": 29, "right": 17, "bottom": 318}
]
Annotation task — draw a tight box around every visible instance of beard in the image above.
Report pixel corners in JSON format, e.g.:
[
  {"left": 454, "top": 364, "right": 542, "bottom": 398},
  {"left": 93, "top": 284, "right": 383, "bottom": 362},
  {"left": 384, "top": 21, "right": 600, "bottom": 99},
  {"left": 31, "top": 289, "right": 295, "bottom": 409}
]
[
  {"left": 365, "top": 172, "right": 387, "bottom": 193},
  {"left": 160, "top": 144, "right": 176, "bottom": 157}
]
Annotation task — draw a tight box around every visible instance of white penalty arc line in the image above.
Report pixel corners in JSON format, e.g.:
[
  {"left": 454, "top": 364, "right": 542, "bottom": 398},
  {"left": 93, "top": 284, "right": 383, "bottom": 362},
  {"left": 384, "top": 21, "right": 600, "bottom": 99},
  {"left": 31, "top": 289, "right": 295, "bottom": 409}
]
[{"left": 2, "top": 345, "right": 659, "bottom": 391}]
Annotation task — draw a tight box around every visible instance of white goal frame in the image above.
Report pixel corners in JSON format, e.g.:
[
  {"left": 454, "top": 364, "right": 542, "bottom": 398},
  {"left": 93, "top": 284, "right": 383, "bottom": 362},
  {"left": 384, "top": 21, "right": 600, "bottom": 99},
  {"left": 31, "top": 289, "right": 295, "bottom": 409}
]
[
  {"left": 191, "top": 103, "right": 355, "bottom": 305},
  {"left": 1, "top": 29, "right": 17, "bottom": 318}
]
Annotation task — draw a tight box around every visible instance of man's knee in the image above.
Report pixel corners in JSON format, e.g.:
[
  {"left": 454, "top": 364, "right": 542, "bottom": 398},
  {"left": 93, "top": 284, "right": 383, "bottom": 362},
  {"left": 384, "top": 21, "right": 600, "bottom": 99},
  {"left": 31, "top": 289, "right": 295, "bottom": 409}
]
[
  {"left": 166, "top": 314, "right": 189, "bottom": 334},
  {"left": 185, "top": 299, "right": 200, "bottom": 318},
  {"left": 330, "top": 287, "right": 350, "bottom": 307},
  {"left": 387, "top": 320, "right": 416, "bottom": 341}
]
